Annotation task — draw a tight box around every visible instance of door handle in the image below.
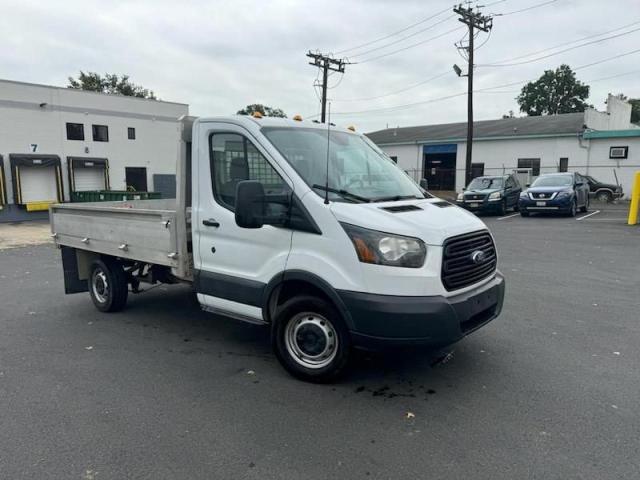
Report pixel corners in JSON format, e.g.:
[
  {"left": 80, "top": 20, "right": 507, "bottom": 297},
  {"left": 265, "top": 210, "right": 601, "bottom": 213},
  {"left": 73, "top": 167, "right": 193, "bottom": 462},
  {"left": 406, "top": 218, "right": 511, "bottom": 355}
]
[{"left": 202, "top": 218, "right": 220, "bottom": 228}]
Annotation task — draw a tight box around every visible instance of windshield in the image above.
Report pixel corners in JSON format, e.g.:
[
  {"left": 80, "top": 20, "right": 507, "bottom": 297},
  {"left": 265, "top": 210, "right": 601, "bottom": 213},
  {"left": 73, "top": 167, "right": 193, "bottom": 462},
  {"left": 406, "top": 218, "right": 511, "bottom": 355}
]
[
  {"left": 262, "top": 127, "right": 425, "bottom": 202},
  {"left": 531, "top": 175, "right": 573, "bottom": 187},
  {"left": 468, "top": 177, "right": 503, "bottom": 190}
]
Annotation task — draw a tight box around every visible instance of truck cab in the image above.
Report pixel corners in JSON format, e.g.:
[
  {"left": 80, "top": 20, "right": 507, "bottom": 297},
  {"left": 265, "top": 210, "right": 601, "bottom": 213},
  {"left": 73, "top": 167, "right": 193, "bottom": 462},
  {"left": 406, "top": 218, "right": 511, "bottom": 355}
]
[{"left": 52, "top": 115, "right": 505, "bottom": 382}]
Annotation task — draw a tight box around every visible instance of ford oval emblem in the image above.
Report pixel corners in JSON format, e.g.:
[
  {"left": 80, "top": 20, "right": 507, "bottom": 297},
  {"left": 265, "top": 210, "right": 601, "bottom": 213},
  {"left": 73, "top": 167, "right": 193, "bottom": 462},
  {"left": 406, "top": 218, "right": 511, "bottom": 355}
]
[{"left": 471, "top": 250, "right": 487, "bottom": 264}]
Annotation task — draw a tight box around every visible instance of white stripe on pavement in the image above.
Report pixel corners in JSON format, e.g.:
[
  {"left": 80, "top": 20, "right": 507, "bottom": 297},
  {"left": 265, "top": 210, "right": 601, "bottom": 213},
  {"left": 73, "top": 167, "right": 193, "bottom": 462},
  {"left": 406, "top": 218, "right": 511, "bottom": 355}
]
[
  {"left": 498, "top": 213, "right": 520, "bottom": 220},
  {"left": 576, "top": 210, "right": 601, "bottom": 221}
]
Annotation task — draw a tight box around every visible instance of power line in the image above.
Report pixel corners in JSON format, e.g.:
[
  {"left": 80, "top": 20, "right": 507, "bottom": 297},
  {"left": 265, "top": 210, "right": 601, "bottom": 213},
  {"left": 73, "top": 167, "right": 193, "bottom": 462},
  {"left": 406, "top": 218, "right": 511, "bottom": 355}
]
[
  {"left": 332, "top": 71, "right": 451, "bottom": 102},
  {"left": 356, "top": 25, "right": 465, "bottom": 64},
  {"left": 348, "top": 14, "right": 457, "bottom": 59},
  {"left": 493, "top": 0, "right": 558, "bottom": 16},
  {"left": 587, "top": 69, "right": 640, "bottom": 83},
  {"left": 479, "top": 25, "right": 640, "bottom": 67},
  {"left": 333, "top": 5, "right": 454, "bottom": 55},
  {"left": 319, "top": 49, "right": 640, "bottom": 117},
  {"left": 480, "top": 19, "right": 640, "bottom": 65}
]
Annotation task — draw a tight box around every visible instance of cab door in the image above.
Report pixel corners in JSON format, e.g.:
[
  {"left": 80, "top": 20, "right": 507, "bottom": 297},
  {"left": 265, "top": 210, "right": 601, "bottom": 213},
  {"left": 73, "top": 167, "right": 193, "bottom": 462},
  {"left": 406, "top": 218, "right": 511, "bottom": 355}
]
[{"left": 193, "top": 122, "right": 294, "bottom": 322}]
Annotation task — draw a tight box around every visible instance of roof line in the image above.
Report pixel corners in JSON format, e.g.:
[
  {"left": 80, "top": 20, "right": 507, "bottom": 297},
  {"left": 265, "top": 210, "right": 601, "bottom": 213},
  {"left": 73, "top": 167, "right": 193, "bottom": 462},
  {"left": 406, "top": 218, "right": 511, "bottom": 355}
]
[
  {"left": 0, "top": 78, "right": 189, "bottom": 107},
  {"left": 373, "top": 132, "right": 582, "bottom": 146}
]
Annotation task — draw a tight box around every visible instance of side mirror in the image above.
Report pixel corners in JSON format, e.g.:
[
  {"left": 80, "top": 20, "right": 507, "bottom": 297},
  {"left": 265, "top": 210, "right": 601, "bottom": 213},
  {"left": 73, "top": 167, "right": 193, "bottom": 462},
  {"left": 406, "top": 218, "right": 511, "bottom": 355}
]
[
  {"left": 235, "top": 181, "right": 266, "bottom": 229},
  {"left": 462, "top": 187, "right": 466, "bottom": 191},
  {"left": 525, "top": 183, "right": 531, "bottom": 188},
  {"left": 419, "top": 178, "right": 428, "bottom": 190}
]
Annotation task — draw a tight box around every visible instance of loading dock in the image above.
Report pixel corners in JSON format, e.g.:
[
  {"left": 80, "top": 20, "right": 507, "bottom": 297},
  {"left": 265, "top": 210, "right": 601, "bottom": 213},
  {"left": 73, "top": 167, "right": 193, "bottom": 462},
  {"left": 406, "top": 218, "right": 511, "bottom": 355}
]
[
  {"left": 0, "top": 155, "right": 7, "bottom": 210},
  {"left": 67, "top": 157, "right": 109, "bottom": 194},
  {"left": 9, "top": 154, "right": 64, "bottom": 211}
]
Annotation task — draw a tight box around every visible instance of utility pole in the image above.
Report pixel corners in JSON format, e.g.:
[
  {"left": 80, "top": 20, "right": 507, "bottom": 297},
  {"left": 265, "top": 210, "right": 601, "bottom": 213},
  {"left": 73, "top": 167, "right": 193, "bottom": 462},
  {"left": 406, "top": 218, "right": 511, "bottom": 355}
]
[
  {"left": 453, "top": 4, "right": 493, "bottom": 185},
  {"left": 307, "top": 51, "right": 349, "bottom": 123}
]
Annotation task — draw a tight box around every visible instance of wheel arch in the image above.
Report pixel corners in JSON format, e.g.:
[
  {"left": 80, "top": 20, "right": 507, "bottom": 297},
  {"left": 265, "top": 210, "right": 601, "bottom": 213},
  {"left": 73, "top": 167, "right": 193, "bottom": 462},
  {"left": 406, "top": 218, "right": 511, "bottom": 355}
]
[{"left": 262, "top": 270, "right": 354, "bottom": 329}]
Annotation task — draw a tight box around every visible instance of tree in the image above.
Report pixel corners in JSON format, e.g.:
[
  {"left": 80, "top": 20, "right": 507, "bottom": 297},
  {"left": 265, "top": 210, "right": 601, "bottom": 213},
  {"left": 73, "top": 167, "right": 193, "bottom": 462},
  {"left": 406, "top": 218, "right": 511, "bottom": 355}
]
[
  {"left": 237, "top": 104, "right": 287, "bottom": 118},
  {"left": 517, "top": 65, "right": 590, "bottom": 116},
  {"left": 68, "top": 72, "right": 156, "bottom": 99}
]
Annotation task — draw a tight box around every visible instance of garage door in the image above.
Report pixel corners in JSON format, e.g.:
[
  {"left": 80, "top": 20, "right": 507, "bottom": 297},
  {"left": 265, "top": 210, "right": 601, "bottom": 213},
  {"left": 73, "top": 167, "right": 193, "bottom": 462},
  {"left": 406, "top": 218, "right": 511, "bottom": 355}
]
[
  {"left": 74, "top": 168, "right": 105, "bottom": 191},
  {"left": 68, "top": 157, "right": 109, "bottom": 193},
  {"left": 20, "top": 166, "right": 59, "bottom": 203}
]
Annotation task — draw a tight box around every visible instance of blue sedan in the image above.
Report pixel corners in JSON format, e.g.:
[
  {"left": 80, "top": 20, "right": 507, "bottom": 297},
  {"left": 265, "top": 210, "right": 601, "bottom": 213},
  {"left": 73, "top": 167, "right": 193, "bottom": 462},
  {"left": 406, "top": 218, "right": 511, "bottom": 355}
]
[{"left": 519, "top": 172, "right": 590, "bottom": 217}]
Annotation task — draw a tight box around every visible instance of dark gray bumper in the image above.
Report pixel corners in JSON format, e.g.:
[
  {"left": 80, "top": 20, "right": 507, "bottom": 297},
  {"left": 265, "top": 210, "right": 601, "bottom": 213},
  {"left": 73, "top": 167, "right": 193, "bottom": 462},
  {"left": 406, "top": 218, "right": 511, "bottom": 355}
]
[{"left": 338, "top": 272, "right": 505, "bottom": 350}]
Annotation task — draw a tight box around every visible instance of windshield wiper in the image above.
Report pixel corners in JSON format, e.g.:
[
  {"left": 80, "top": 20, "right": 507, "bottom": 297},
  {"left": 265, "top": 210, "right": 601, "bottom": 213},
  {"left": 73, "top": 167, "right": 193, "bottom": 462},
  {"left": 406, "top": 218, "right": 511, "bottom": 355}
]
[
  {"left": 373, "top": 194, "right": 423, "bottom": 203},
  {"left": 312, "top": 184, "right": 371, "bottom": 203}
]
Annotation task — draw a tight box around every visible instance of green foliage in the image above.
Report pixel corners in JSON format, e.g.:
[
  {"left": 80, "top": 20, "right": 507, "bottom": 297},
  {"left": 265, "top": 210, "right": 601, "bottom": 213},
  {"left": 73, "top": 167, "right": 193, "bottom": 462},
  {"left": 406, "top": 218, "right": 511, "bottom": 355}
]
[
  {"left": 67, "top": 72, "right": 156, "bottom": 99},
  {"left": 517, "top": 65, "right": 590, "bottom": 116},
  {"left": 237, "top": 104, "right": 287, "bottom": 118}
]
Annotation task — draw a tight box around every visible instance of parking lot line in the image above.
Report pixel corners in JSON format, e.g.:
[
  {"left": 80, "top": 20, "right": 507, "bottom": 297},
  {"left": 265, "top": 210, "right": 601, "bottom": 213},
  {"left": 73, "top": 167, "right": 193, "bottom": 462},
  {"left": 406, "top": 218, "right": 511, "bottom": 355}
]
[
  {"left": 576, "top": 210, "right": 601, "bottom": 221},
  {"left": 498, "top": 213, "right": 520, "bottom": 220}
]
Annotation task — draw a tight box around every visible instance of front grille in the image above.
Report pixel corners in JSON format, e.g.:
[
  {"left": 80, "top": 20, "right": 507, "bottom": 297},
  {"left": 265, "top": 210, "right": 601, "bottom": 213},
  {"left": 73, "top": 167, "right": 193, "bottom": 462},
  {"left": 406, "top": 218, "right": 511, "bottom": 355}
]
[
  {"left": 465, "top": 194, "right": 486, "bottom": 201},
  {"left": 441, "top": 230, "right": 497, "bottom": 291},
  {"left": 530, "top": 192, "right": 556, "bottom": 200}
]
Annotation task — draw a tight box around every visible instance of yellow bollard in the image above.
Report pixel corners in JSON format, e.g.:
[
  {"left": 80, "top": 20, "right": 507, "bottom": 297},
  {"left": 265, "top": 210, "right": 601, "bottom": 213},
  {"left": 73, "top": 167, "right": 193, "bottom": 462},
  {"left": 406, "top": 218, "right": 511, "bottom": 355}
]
[{"left": 628, "top": 171, "right": 640, "bottom": 225}]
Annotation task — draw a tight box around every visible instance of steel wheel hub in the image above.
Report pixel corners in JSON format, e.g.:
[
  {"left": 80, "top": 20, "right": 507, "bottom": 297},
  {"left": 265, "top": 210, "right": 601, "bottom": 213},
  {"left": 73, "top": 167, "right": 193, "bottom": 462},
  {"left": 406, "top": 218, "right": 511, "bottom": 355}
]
[
  {"left": 285, "top": 313, "right": 338, "bottom": 369},
  {"left": 92, "top": 269, "right": 109, "bottom": 303}
]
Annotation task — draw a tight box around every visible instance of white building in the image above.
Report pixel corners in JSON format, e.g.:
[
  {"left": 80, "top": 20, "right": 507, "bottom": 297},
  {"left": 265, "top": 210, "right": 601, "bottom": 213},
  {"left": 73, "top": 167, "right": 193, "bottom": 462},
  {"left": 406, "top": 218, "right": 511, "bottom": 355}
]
[
  {"left": 0, "top": 79, "right": 188, "bottom": 222},
  {"left": 367, "top": 95, "right": 640, "bottom": 198}
]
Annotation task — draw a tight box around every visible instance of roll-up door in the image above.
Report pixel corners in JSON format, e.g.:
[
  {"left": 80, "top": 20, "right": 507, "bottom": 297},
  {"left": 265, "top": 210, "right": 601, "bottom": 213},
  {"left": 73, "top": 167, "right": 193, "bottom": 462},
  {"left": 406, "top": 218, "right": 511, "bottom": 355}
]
[
  {"left": 67, "top": 157, "right": 109, "bottom": 192},
  {"left": 9, "top": 154, "right": 64, "bottom": 210},
  {"left": 0, "top": 155, "right": 7, "bottom": 209}
]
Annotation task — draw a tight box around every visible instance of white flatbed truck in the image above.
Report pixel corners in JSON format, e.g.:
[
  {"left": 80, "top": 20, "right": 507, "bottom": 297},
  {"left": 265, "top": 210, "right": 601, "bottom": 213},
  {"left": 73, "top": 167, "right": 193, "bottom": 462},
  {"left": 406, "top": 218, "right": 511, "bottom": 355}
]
[{"left": 51, "top": 114, "right": 504, "bottom": 382}]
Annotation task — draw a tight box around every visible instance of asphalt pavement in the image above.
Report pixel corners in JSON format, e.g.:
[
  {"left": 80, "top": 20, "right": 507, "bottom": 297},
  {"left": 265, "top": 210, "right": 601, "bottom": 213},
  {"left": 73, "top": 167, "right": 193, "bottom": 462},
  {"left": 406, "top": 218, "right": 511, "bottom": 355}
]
[{"left": 1, "top": 206, "right": 638, "bottom": 479}]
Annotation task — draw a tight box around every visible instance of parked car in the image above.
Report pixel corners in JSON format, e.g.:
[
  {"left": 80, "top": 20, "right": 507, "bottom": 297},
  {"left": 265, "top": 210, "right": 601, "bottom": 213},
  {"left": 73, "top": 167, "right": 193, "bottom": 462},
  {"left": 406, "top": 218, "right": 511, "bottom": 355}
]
[
  {"left": 456, "top": 174, "right": 522, "bottom": 215},
  {"left": 583, "top": 174, "right": 623, "bottom": 202},
  {"left": 518, "top": 172, "right": 589, "bottom": 217}
]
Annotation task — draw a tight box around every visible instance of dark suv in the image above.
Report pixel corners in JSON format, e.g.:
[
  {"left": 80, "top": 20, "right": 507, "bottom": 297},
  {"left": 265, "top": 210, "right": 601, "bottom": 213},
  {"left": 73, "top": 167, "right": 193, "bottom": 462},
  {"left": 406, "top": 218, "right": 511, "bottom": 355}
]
[
  {"left": 518, "top": 172, "right": 590, "bottom": 217},
  {"left": 456, "top": 174, "right": 521, "bottom": 215},
  {"left": 583, "top": 175, "right": 624, "bottom": 202}
]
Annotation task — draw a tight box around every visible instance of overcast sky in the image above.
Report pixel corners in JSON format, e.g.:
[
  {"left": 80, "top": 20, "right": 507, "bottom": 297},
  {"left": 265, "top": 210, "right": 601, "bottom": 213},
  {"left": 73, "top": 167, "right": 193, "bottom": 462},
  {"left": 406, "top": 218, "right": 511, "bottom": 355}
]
[{"left": 2, "top": 0, "right": 639, "bottom": 132}]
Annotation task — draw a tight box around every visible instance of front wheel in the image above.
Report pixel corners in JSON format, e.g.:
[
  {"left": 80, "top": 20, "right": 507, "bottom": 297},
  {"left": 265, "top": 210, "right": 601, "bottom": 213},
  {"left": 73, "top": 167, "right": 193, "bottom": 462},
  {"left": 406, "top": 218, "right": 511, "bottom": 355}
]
[
  {"left": 580, "top": 197, "right": 589, "bottom": 213},
  {"left": 497, "top": 199, "right": 507, "bottom": 216},
  {"left": 272, "top": 296, "right": 351, "bottom": 383},
  {"left": 88, "top": 258, "right": 129, "bottom": 312},
  {"left": 520, "top": 210, "right": 530, "bottom": 217},
  {"left": 567, "top": 199, "right": 577, "bottom": 217}
]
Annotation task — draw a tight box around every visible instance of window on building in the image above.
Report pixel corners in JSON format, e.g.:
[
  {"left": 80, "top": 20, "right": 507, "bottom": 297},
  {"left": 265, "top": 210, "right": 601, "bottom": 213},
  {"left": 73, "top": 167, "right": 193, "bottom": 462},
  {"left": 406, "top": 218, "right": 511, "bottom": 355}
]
[
  {"left": 209, "top": 133, "right": 290, "bottom": 211},
  {"left": 92, "top": 125, "right": 109, "bottom": 142},
  {"left": 517, "top": 158, "right": 541, "bottom": 176},
  {"left": 66, "top": 123, "right": 85, "bottom": 141},
  {"left": 471, "top": 163, "right": 485, "bottom": 179},
  {"left": 559, "top": 158, "right": 568, "bottom": 172},
  {"left": 128, "top": 127, "right": 136, "bottom": 140},
  {"left": 389, "top": 156, "right": 398, "bottom": 164}
]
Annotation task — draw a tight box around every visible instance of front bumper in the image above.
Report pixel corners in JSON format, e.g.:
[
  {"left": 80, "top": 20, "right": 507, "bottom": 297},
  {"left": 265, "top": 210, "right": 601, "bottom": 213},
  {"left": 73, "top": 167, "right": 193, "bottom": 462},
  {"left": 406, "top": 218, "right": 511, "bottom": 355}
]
[
  {"left": 456, "top": 198, "right": 503, "bottom": 213},
  {"left": 518, "top": 195, "right": 572, "bottom": 213},
  {"left": 338, "top": 272, "right": 505, "bottom": 350}
]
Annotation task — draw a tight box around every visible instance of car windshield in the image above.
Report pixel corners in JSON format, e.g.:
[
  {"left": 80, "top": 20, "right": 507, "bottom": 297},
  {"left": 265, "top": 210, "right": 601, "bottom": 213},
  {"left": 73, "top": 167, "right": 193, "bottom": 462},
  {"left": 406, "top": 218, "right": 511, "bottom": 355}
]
[
  {"left": 468, "top": 177, "right": 503, "bottom": 190},
  {"left": 262, "top": 127, "right": 425, "bottom": 202},
  {"left": 532, "top": 175, "right": 573, "bottom": 187}
]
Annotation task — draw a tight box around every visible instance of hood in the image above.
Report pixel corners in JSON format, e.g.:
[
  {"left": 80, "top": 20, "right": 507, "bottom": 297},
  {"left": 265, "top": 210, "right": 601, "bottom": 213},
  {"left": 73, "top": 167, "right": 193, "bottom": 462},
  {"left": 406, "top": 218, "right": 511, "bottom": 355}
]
[
  {"left": 526, "top": 186, "right": 572, "bottom": 193},
  {"left": 329, "top": 198, "right": 488, "bottom": 246},
  {"left": 464, "top": 188, "right": 500, "bottom": 195}
]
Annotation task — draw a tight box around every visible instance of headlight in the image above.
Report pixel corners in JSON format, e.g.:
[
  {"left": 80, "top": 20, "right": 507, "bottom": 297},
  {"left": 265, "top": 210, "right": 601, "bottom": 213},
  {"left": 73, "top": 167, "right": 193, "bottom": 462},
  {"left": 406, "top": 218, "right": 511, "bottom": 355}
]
[
  {"left": 557, "top": 191, "right": 572, "bottom": 199},
  {"left": 519, "top": 192, "right": 528, "bottom": 198},
  {"left": 488, "top": 192, "right": 502, "bottom": 200},
  {"left": 457, "top": 193, "right": 464, "bottom": 201},
  {"left": 340, "top": 223, "right": 426, "bottom": 268}
]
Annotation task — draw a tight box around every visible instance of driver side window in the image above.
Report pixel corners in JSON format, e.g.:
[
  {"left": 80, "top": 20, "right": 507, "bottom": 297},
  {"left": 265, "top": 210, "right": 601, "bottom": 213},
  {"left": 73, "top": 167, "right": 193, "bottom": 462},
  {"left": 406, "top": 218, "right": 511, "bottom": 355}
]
[{"left": 209, "top": 133, "right": 289, "bottom": 211}]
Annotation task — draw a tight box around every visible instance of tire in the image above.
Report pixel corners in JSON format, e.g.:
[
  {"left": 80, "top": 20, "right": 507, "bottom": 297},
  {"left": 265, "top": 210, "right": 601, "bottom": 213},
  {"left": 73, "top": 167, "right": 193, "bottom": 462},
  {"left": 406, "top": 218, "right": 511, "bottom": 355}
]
[
  {"left": 497, "top": 199, "right": 507, "bottom": 216},
  {"left": 513, "top": 202, "right": 520, "bottom": 212},
  {"left": 520, "top": 210, "right": 530, "bottom": 217},
  {"left": 88, "top": 258, "right": 129, "bottom": 312},
  {"left": 567, "top": 199, "right": 577, "bottom": 217},
  {"left": 272, "top": 295, "right": 351, "bottom": 383},
  {"left": 596, "top": 191, "right": 612, "bottom": 203},
  {"left": 580, "top": 197, "right": 589, "bottom": 213}
]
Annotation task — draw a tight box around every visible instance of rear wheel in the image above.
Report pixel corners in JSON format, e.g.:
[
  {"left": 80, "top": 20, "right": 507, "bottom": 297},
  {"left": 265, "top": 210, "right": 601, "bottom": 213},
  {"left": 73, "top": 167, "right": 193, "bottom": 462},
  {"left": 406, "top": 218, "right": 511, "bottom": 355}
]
[
  {"left": 272, "top": 295, "right": 351, "bottom": 383},
  {"left": 88, "top": 258, "right": 128, "bottom": 312}
]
